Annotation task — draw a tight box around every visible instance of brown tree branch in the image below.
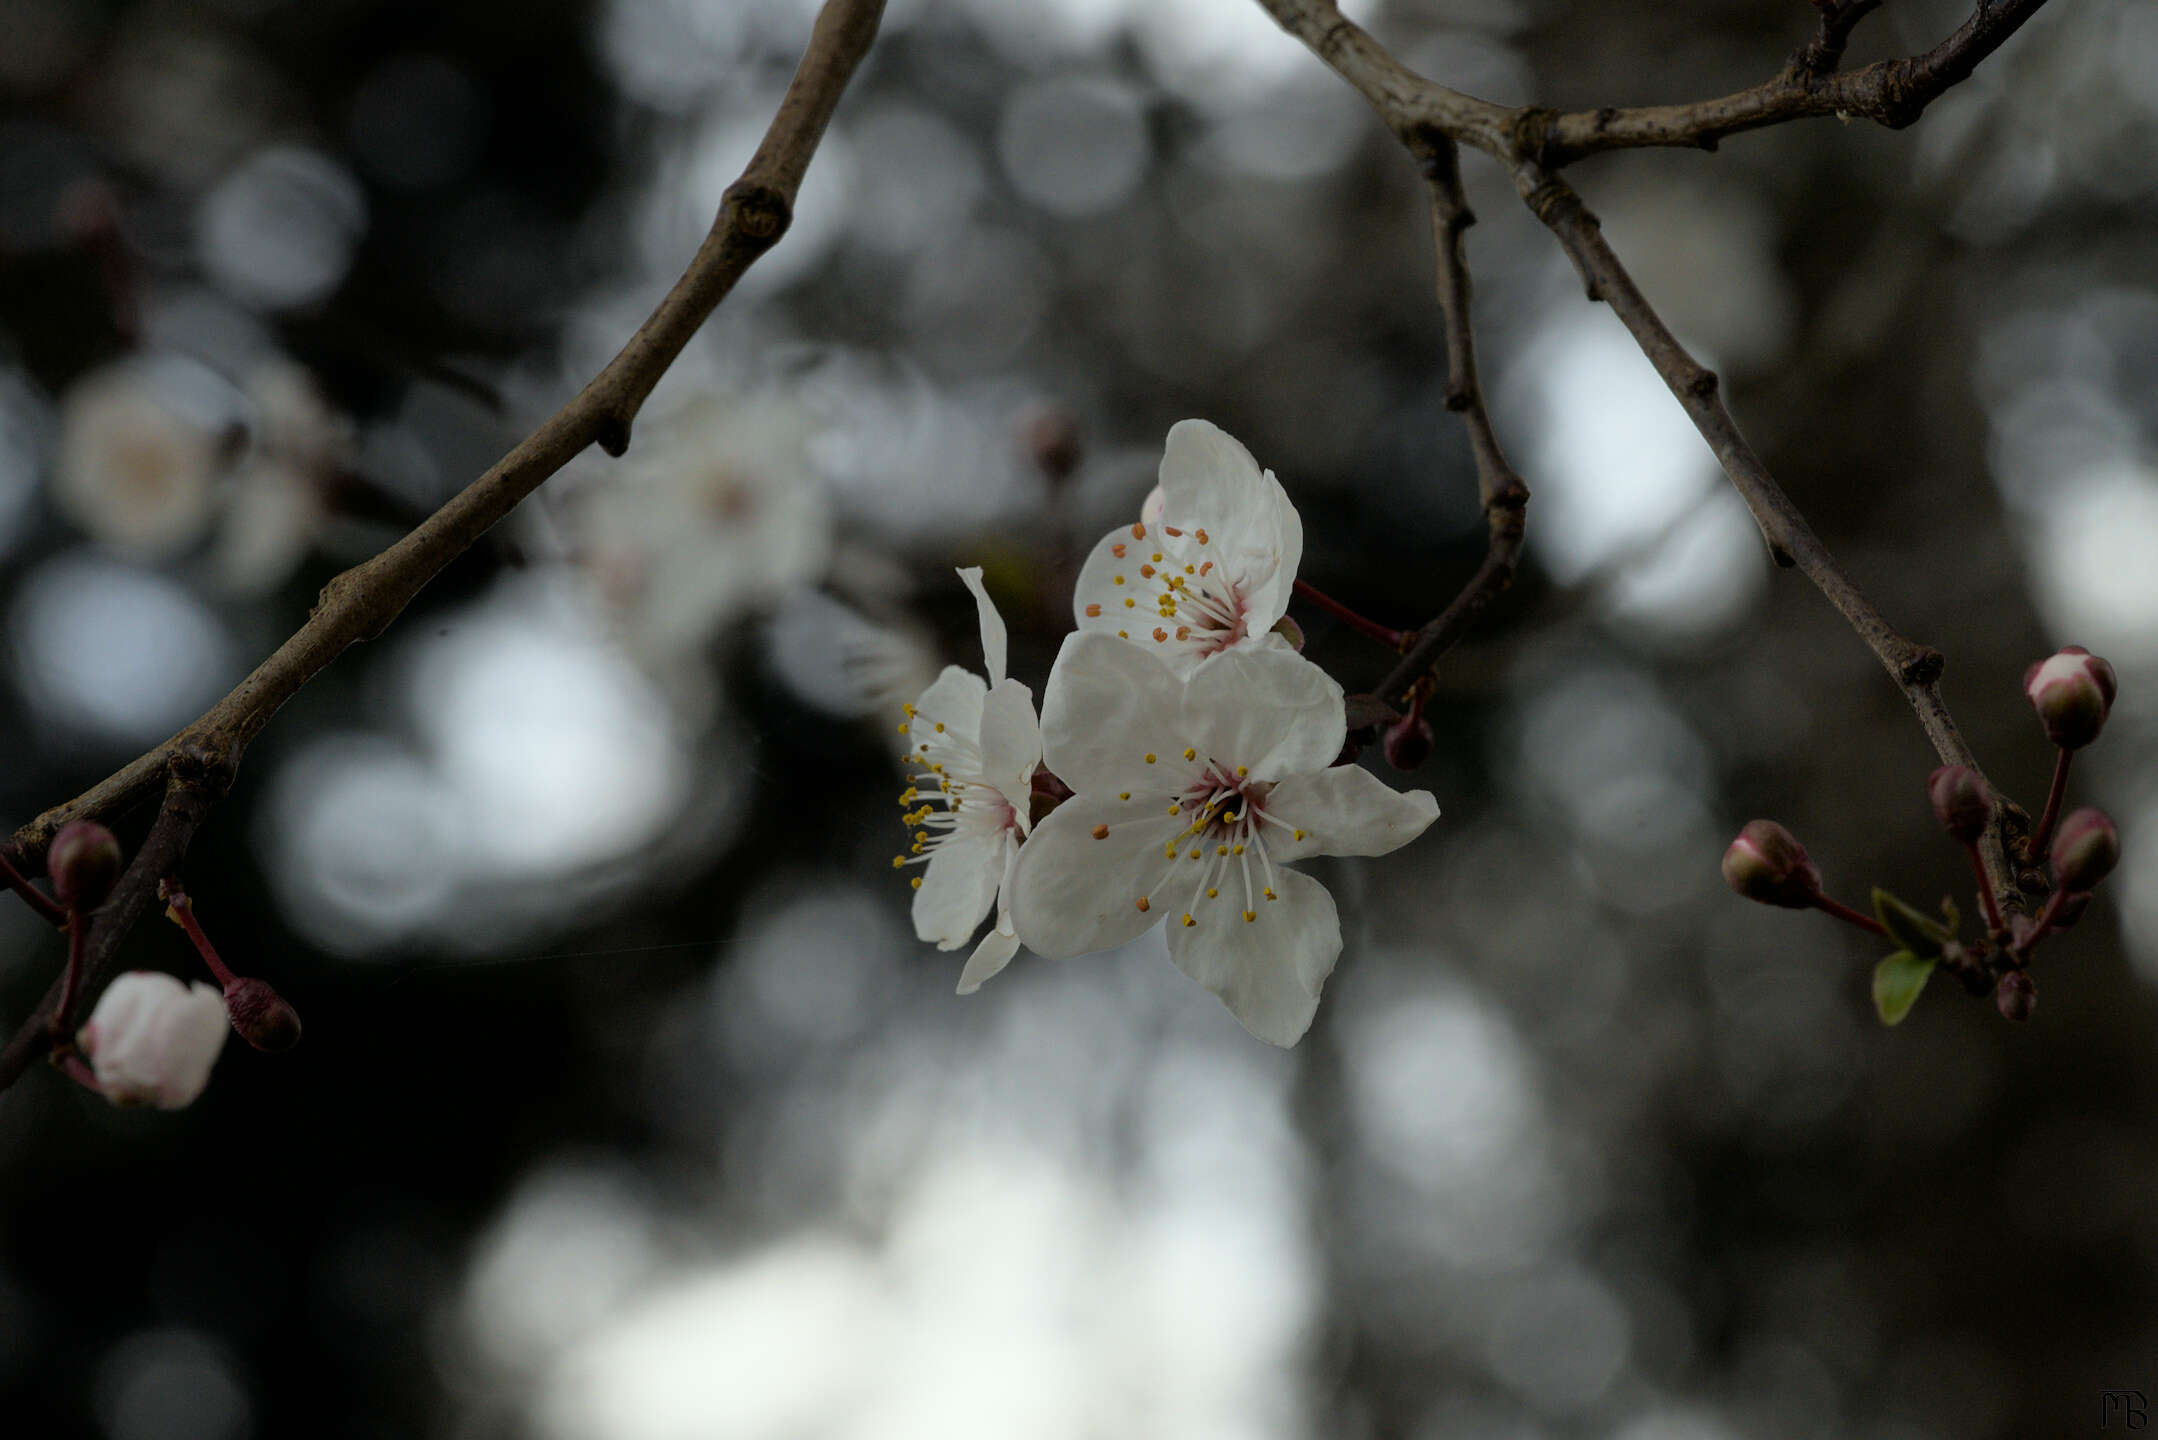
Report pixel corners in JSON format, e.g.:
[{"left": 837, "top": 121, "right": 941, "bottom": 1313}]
[
  {"left": 1372, "top": 137, "right": 1527, "bottom": 709},
  {"left": 0, "top": 0, "right": 886, "bottom": 1097},
  {"left": 1511, "top": 165, "right": 2018, "bottom": 910},
  {"left": 1791, "top": 0, "right": 1888, "bottom": 81},
  {"left": 1251, "top": 0, "right": 2051, "bottom": 166},
  {"left": 1257, "top": 0, "right": 2030, "bottom": 920}
]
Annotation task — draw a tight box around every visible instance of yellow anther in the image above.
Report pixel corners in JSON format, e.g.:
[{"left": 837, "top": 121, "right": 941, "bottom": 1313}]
[
  {"left": 1165, "top": 843, "right": 1179, "bottom": 859},
  {"left": 1182, "top": 747, "right": 1196, "bottom": 761},
  {"left": 1232, "top": 844, "right": 1245, "bottom": 855},
  {"left": 914, "top": 831, "right": 928, "bottom": 844},
  {"left": 1292, "top": 829, "right": 1305, "bottom": 840},
  {"left": 1167, "top": 804, "right": 1180, "bottom": 816},
  {"left": 1151, "top": 552, "right": 1163, "bottom": 562},
  {"left": 1124, "top": 597, "right": 1136, "bottom": 608},
  {"left": 1113, "top": 574, "right": 1125, "bottom": 585},
  {"left": 1207, "top": 887, "right": 1219, "bottom": 898},
  {"left": 1118, "top": 629, "right": 1129, "bottom": 638},
  {"left": 911, "top": 877, "right": 923, "bottom": 889},
  {"left": 934, "top": 722, "right": 945, "bottom": 733},
  {"left": 1242, "top": 909, "right": 1255, "bottom": 923},
  {"left": 1216, "top": 845, "right": 1227, "bottom": 855},
  {"left": 1189, "top": 847, "right": 1201, "bottom": 859},
  {"left": 1119, "top": 791, "right": 1130, "bottom": 800},
  {"left": 1181, "top": 914, "right": 1196, "bottom": 927},
  {"left": 1184, "top": 564, "right": 1195, "bottom": 575},
  {"left": 1235, "top": 765, "right": 1247, "bottom": 777},
  {"left": 1145, "top": 753, "right": 1157, "bottom": 764},
  {"left": 903, "top": 703, "right": 916, "bottom": 716},
  {"left": 897, "top": 723, "right": 909, "bottom": 733},
  {"left": 891, "top": 856, "right": 905, "bottom": 868},
  {"left": 1264, "top": 888, "right": 1277, "bottom": 901}
]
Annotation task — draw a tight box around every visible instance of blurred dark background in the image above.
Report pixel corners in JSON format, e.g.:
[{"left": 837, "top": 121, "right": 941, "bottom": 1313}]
[{"left": 2, "top": 1, "right": 2156, "bottom": 1437}]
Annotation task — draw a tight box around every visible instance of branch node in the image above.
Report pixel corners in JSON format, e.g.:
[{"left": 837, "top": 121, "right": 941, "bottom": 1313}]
[
  {"left": 722, "top": 182, "right": 793, "bottom": 246},
  {"left": 595, "top": 414, "right": 632, "bottom": 459},
  {"left": 1900, "top": 647, "right": 1947, "bottom": 686},
  {"left": 1685, "top": 367, "right": 1720, "bottom": 398}
]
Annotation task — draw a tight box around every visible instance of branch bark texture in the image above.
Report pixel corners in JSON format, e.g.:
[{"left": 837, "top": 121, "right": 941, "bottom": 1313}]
[{"left": 0, "top": 0, "right": 886, "bottom": 1095}]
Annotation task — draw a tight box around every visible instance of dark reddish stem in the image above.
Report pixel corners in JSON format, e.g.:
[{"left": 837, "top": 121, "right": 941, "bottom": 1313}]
[
  {"left": 163, "top": 888, "right": 238, "bottom": 989},
  {"left": 1965, "top": 843, "right": 2005, "bottom": 936},
  {"left": 49, "top": 912, "right": 87, "bottom": 1040},
  {"left": 54, "top": 1051, "right": 101, "bottom": 1094},
  {"left": 1813, "top": 893, "right": 1888, "bottom": 937},
  {"left": 0, "top": 850, "right": 66, "bottom": 927},
  {"left": 1292, "top": 579, "right": 1410, "bottom": 649},
  {"left": 2028, "top": 747, "right": 2072, "bottom": 857},
  {"left": 2013, "top": 887, "right": 2073, "bottom": 958}
]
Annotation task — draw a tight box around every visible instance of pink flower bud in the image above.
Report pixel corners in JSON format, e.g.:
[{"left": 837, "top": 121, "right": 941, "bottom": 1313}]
[
  {"left": 1721, "top": 820, "right": 1823, "bottom": 908},
  {"left": 2049, "top": 807, "right": 2119, "bottom": 892},
  {"left": 1382, "top": 713, "right": 1434, "bottom": 772},
  {"left": 48, "top": 820, "right": 123, "bottom": 912},
  {"left": 1926, "top": 766, "right": 1991, "bottom": 844},
  {"left": 223, "top": 978, "right": 302, "bottom": 1053},
  {"left": 1995, "top": 970, "right": 2037, "bottom": 1023},
  {"left": 75, "top": 971, "right": 229, "bottom": 1109},
  {"left": 2023, "top": 647, "right": 2116, "bottom": 750}
]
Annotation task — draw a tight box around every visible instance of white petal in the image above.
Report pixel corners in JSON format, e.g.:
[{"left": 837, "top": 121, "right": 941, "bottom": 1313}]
[
  {"left": 1165, "top": 866, "right": 1340, "bottom": 1047},
  {"left": 912, "top": 665, "right": 988, "bottom": 746},
  {"left": 1009, "top": 795, "right": 1185, "bottom": 958},
  {"left": 1237, "top": 474, "right": 1304, "bottom": 633},
  {"left": 80, "top": 972, "right": 229, "bottom": 1109},
  {"left": 1181, "top": 646, "right": 1344, "bottom": 781},
  {"left": 1157, "top": 420, "right": 1275, "bottom": 560},
  {"left": 1264, "top": 766, "right": 1440, "bottom": 863},
  {"left": 956, "top": 566, "right": 1008, "bottom": 686},
  {"left": 1039, "top": 632, "right": 1189, "bottom": 796},
  {"left": 912, "top": 829, "right": 1002, "bottom": 950},
  {"left": 978, "top": 678, "right": 1043, "bottom": 826},
  {"left": 1071, "top": 523, "right": 1155, "bottom": 640},
  {"left": 956, "top": 925, "right": 1021, "bottom": 994}
]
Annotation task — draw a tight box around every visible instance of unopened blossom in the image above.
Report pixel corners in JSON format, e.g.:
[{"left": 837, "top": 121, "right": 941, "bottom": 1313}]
[
  {"left": 76, "top": 971, "right": 229, "bottom": 1109},
  {"left": 56, "top": 361, "right": 223, "bottom": 559},
  {"left": 895, "top": 568, "right": 1042, "bottom": 993},
  {"left": 1071, "top": 420, "right": 1302, "bottom": 674},
  {"left": 578, "top": 395, "right": 832, "bottom": 667},
  {"left": 1009, "top": 634, "right": 1438, "bottom": 1046},
  {"left": 2023, "top": 646, "right": 2117, "bottom": 750}
]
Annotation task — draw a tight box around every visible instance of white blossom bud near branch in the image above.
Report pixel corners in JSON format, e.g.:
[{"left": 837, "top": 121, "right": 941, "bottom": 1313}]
[
  {"left": 2023, "top": 646, "right": 2116, "bottom": 751},
  {"left": 76, "top": 971, "right": 229, "bottom": 1109}
]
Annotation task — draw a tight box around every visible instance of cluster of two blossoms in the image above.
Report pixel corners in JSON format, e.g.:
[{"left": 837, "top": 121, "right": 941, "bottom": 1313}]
[{"left": 893, "top": 421, "right": 1440, "bottom": 1047}]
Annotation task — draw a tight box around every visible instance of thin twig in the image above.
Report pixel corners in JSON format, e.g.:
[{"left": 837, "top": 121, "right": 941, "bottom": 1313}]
[
  {"left": 1511, "top": 163, "right": 2017, "bottom": 912},
  {"left": 0, "top": 0, "right": 887, "bottom": 1098},
  {"left": 1371, "top": 136, "right": 1527, "bottom": 708},
  {"left": 1790, "top": 0, "right": 1888, "bottom": 81},
  {"left": 1250, "top": 0, "right": 2051, "bottom": 166}
]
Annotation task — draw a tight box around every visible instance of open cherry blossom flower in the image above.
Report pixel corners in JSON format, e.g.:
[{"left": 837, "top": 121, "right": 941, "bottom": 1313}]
[
  {"left": 1071, "top": 419, "right": 1302, "bottom": 674},
  {"left": 894, "top": 568, "right": 1043, "bottom": 993},
  {"left": 1009, "top": 633, "right": 1438, "bottom": 1046},
  {"left": 76, "top": 970, "right": 230, "bottom": 1109}
]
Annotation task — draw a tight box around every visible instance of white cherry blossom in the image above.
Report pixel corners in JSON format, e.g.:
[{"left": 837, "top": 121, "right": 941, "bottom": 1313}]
[
  {"left": 894, "top": 568, "right": 1043, "bottom": 993},
  {"left": 76, "top": 970, "right": 231, "bottom": 1109},
  {"left": 56, "top": 361, "right": 224, "bottom": 559},
  {"left": 1071, "top": 419, "right": 1302, "bottom": 674},
  {"left": 1010, "top": 633, "right": 1438, "bottom": 1046}
]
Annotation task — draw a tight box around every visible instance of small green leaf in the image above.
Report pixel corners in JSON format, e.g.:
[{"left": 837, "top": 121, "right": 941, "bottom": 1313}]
[
  {"left": 1873, "top": 887, "right": 1949, "bottom": 958},
  {"left": 1873, "top": 950, "right": 1937, "bottom": 1026}
]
